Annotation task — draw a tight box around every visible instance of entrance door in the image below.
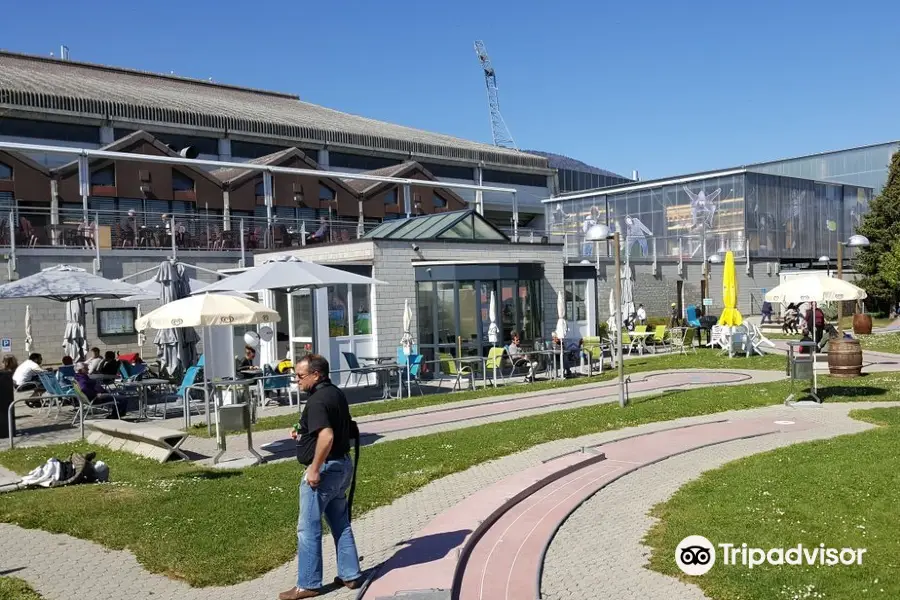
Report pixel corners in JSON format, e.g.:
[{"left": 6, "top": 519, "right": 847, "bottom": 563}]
[{"left": 288, "top": 289, "right": 316, "bottom": 363}]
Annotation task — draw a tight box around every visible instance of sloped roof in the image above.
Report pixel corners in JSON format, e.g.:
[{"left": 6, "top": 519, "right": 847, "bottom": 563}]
[
  {"left": 0, "top": 51, "right": 550, "bottom": 170},
  {"left": 523, "top": 149, "right": 629, "bottom": 179},
  {"left": 364, "top": 210, "right": 508, "bottom": 242},
  {"left": 51, "top": 130, "right": 223, "bottom": 186},
  {"left": 343, "top": 161, "right": 418, "bottom": 194}
]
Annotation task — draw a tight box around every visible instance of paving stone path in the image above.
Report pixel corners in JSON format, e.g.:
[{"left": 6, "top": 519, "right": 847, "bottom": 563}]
[{"left": 0, "top": 369, "right": 892, "bottom": 600}]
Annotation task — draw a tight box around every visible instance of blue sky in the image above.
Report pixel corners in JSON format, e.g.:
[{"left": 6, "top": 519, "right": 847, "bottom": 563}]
[{"left": 2, "top": 0, "right": 898, "bottom": 179}]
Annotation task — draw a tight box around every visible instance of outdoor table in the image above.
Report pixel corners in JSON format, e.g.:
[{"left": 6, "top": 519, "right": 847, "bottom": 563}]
[
  {"left": 629, "top": 331, "right": 656, "bottom": 356},
  {"left": 121, "top": 378, "right": 170, "bottom": 421},
  {"left": 367, "top": 362, "right": 402, "bottom": 399},
  {"left": 454, "top": 356, "right": 489, "bottom": 390},
  {"left": 528, "top": 349, "right": 563, "bottom": 380}
]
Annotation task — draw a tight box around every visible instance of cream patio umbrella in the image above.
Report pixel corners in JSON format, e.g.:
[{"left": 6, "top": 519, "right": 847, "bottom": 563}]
[
  {"left": 24, "top": 305, "right": 33, "bottom": 354},
  {"left": 555, "top": 290, "right": 568, "bottom": 378},
  {"left": 400, "top": 298, "right": 414, "bottom": 398}
]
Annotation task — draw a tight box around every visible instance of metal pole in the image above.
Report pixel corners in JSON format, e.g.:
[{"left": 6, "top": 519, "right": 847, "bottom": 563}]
[
  {"left": 239, "top": 218, "right": 246, "bottom": 268},
  {"left": 613, "top": 231, "right": 626, "bottom": 407},
  {"left": 77, "top": 154, "right": 89, "bottom": 224},
  {"left": 263, "top": 171, "right": 274, "bottom": 249},
  {"left": 8, "top": 210, "right": 16, "bottom": 280},
  {"left": 702, "top": 224, "right": 708, "bottom": 316},
  {"left": 93, "top": 212, "right": 101, "bottom": 275},
  {"left": 512, "top": 191, "right": 519, "bottom": 242},
  {"left": 403, "top": 183, "right": 412, "bottom": 219},
  {"left": 170, "top": 214, "right": 177, "bottom": 260},
  {"left": 837, "top": 242, "right": 844, "bottom": 334}
]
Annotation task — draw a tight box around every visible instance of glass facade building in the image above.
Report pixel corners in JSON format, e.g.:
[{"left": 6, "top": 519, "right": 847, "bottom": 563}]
[
  {"left": 750, "top": 142, "right": 899, "bottom": 194},
  {"left": 545, "top": 170, "right": 873, "bottom": 263}
]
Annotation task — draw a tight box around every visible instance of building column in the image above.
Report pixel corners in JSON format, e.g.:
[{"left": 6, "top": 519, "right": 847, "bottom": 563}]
[
  {"left": 99, "top": 126, "right": 115, "bottom": 145},
  {"left": 218, "top": 138, "right": 232, "bottom": 162},
  {"left": 318, "top": 148, "right": 330, "bottom": 169},
  {"left": 50, "top": 179, "right": 60, "bottom": 245},
  {"left": 474, "top": 165, "right": 484, "bottom": 214},
  {"left": 222, "top": 190, "right": 231, "bottom": 231}
]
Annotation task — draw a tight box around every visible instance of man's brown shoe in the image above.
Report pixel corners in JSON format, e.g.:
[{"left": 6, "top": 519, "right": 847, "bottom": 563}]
[
  {"left": 334, "top": 576, "right": 362, "bottom": 590},
  {"left": 278, "top": 586, "right": 319, "bottom": 599}
]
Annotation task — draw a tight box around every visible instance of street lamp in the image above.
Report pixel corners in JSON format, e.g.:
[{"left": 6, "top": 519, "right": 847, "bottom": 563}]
[
  {"left": 836, "top": 234, "right": 870, "bottom": 333},
  {"left": 586, "top": 223, "right": 626, "bottom": 408}
]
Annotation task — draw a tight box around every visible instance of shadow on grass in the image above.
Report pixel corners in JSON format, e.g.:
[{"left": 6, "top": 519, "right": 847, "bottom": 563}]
[
  {"left": 173, "top": 470, "right": 241, "bottom": 481},
  {"left": 818, "top": 386, "right": 888, "bottom": 401}
]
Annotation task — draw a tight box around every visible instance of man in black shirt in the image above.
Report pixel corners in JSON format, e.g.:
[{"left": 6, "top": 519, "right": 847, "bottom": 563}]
[{"left": 280, "top": 354, "right": 361, "bottom": 600}]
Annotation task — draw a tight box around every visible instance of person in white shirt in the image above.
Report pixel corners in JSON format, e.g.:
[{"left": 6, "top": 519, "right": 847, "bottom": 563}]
[
  {"left": 13, "top": 353, "right": 45, "bottom": 388},
  {"left": 86, "top": 347, "right": 103, "bottom": 374},
  {"left": 636, "top": 304, "right": 647, "bottom": 325}
]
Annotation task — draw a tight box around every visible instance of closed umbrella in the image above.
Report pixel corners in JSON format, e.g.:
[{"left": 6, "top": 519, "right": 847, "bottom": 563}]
[
  {"left": 555, "top": 290, "right": 568, "bottom": 378},
  {"left": 620, "top": 265, "right": 635, "bottom": 324},
  {"left": 488, "top": 290, "right": 499, "bottom": 344},
  {"left": 62, "top": 298, "right": 87, "bottom": 361},
  {"left": 24, "top": 305, "right": 33, "bottom": 354},
  {"left": 136, "top": 304, "right": 146, "bottom": 348},
  {"left": 399, "top": 298, "right": 414, "bottom": 398},
  {"left": 718, "top": 250, "right": 743, "bottom": 327},
  {"left": 152, "top": 261, "right": 200, "bottom": 378}
]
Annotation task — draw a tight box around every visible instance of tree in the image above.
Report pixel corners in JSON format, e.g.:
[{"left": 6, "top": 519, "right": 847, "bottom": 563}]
[{"left": 854, "top": 149, "right": 900, "bottom": 309}]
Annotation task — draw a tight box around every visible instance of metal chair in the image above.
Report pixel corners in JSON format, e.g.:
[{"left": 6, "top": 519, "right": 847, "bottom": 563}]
[
  {"left": 438, "top": 352, "right": 474, "bottom": 391},
  {"left": 341, "top": 352, "right": 376, "bottom": 388}
]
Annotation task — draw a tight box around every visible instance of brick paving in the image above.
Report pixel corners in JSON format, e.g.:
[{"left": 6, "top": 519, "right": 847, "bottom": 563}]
[{"left": 0, "top": 367, "right": 893, "bottom": 600}]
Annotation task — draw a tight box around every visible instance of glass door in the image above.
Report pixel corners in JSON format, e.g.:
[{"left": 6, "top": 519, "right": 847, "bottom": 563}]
[{"left": 288, "top": 288, "right": 316, "bottom": 363}]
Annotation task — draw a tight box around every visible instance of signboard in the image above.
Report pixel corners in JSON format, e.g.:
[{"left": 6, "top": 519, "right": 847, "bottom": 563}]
[
  {"left": 702, "top": 298, "right": 713, "bottom": 306},
  {"left": 1, "top": 338, "right": 11, "bottom": 353}
]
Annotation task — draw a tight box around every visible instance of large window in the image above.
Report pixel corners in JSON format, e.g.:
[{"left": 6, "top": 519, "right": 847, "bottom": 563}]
[
  {"left": 172, "top": 170, "right": 195, "bottom": 192},
  {"left": 352, "top": 284, "right": 371, "bottom": 335},
  {"left": 0, "top": 162, "right": 11, "bottom": 180},
  {"left": 384, "top": 189, "right": 399, "bottom": 206},
  {"left": 565, "top": 280, "right": 587, "bottom": 322},
  {"left": 326, "top": 284, "right": 371, "bottom": 337},
  {"left": 327, "top": 285, "right": 349, "bottom": 336},
  {"left": 91, "top": 165, "right": 115, "bottom": 187}
]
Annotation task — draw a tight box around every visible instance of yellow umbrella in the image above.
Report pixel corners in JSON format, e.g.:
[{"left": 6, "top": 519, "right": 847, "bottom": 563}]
[{"left": 718, "top": 250, "right": 743, "bottom": 326}]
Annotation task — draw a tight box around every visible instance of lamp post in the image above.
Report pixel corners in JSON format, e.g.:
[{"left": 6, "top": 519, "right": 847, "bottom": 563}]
[
  {"left": 836, "top": 234, "right": 870, "bottom": 333},
  {"left": 705, "top": 253, "right": 722, "bottom": 315},
  {"left": 586, "top": 224, "right": 626, "bottom": 408},
  {"left": 818, "top": 255, "right": 831, "bottom": 277}
]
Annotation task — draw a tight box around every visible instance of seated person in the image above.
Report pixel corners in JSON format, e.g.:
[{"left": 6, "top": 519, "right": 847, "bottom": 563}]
[
  {"left": 73, "top": 362, "right": 127, "bottom": 418},
  {"left": 305, "top": 218, "right": 329, "bottom": 244},
  {"left": 86, "top": 347, "right": 103, "bottom": 374},
  {"left": 237, "top": 346, "right": 259, "bottom": 378},
  {"left": 507, "top": 330, "right": 537, "bottom": 381},
  {"left": 13, "top": 353, "right": 45, "bottom": 389},
  {"left": 96, "top": 351, "right": 121, "bottom": 376}
]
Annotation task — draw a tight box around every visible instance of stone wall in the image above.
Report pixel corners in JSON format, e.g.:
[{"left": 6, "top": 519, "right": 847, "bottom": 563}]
[{"left": 0, "top": 249, "right": 244, "bottom": 365}]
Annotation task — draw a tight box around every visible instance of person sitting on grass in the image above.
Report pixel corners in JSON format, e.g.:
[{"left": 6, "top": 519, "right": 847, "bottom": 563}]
[{"left": 72, "top": 362, "right": 127, "bottom": 418}]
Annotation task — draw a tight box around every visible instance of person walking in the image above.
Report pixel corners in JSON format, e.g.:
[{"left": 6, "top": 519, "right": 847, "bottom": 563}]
[
  {"left": 281, "top": 354, "right": 362, "bottom": 600},
  {"left": 636, "top": 304, "right": 647, "bottom": 326},
  {"left": 761, "top": 300, "right": 773, "bottom": 324}
]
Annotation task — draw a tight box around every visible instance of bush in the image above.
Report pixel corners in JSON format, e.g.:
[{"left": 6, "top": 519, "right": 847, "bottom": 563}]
[{"left": 647, "top": 316, "right": 669, "bottom": 327}]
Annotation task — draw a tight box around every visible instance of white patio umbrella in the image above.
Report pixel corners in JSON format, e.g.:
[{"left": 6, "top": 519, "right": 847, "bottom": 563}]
[
  {"left": 24, "top": 305, "right": 33, "bottom": 354},
  {"left": 0, "top": 264, "right": 144, "bottom": 302},
  {"left": 555, "top": 290, "right": 568, "bottom": 378},
  {"left": 621, "top": 265, "right": 635, "bottom": 324},
  {"left": 121, "top": 276, "right": 250, "bottom": 302},
  {"left": 152, "top": 261, "right": 200, "bottom": 378},
  {"left": 400, "top": 298, "right": 414, "bottom": 397},
  {"left": 488, "top": 290, "right": 500, "bottom": 344},
  {"left": 193, "top": 255, "right": 384, "bottom": 294},
  {"left": 136, "top": 293, "right": 280, "bottom": 433},
  {"left": 62, "top": 298, "right": 88, "bottom": 361},
  {"left": 136, "top": 304, "right": 146, "bottom": 348}
]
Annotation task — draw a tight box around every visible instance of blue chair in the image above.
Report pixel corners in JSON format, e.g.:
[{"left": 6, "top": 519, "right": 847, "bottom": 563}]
[
  {"left": 686, "top": 304, "right": 701, "bottom": 328},
  {"left": 38, "top": 372, "right": 78, "bottom": 423},
  {"left": 396, "top": 345, "right": 418, "bottom": 367},
  {"left": 56, "top": 365, "right": 76, "bottom": 383},
  {"left": 163, "top": 365, "right": 205, "bottom": 419},
  {"left": 341, "top": 352, "right": 376, "bottom": 388},
  {"left": 196, "top": 354, "right": 205, "bottom": 368},
  {"left": 261, "top": 364, "right": 294, "bottom": 406},
  {"left": 407, "top": 354, "right": 425, "bottom": 396}
]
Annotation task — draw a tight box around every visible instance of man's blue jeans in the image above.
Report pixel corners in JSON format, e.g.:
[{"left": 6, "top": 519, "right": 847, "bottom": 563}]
[{"left": 296, "top": 455, "right": 361, "bottom": 590}]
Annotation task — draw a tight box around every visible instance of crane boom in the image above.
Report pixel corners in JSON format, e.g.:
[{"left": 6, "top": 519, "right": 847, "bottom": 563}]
[{"left": 474, "top": 40, "right": 517, "bottom": 150}]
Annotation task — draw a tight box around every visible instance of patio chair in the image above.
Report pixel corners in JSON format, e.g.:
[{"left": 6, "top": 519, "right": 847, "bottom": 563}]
[
  {"left": 746, "top": 323, "right": 776, "bottom": 356},
  {"left": 407, "top": 355, "right": 425, "bottom": 396},
  {"left": 438, "top": 352, "right": 474, "bottom": 392},
  {"left": 260, "top": 363, "right": 295, "bottom": 406},
  {"left": 621, "top": 330, "right": 635, "bottom": 355},
  {"left": 685, "top": 305, "right": 701, "bottom": 328},
  {"left": 582, "top": 337, "right": 608, "bottom": 375},
  {"left": 651, "top": 325, "right": 669, "bottom": 350},
  {"left": 341, "top": 352, "right": 376, "bottom": 388},
  {"left": 36, "top": 372, "right": 76, "bottom": 419},
  {"left": 484, "top": 347, "right": 506, "bottom": 386},
  {"left": 56, "top": 365, "right": 76, "bottom": 382},
  {"left": 708, "top": 325, "right": 726, "bottom": 349},
  {"left": 70, "top": 379, "right": 122, "bottom": 423},
  {"left": 670, "top": 327, "right": 696, "bottom": 355}
]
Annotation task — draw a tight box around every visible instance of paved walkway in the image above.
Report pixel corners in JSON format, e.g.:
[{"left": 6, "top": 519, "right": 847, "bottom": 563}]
[{"left": 1, "top": 395, "right": 894, "bottom": 600}]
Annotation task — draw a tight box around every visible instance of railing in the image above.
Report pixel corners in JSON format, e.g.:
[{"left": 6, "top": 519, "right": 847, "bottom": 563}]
[{"left": 3, "top": 207, "right": 381, "bottom": 252}]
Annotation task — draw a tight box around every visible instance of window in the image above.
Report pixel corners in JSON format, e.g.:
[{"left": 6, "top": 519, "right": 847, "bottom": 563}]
[
  {"left": 0, "top": 117, "right": 99, "bottom": 143},
  {"left": 0, "top": 162, "right": 11, "bottom": 180},
  {"left": 231, "top": 140, "right": 289, "bottom": 159},
  {"left": 482, "top": 169, "right": 546, "bottom": 188},
  {"left": 96, "top": 307, "right": 136, "bottom": 336},
  {"left": 172, "top": 170, "right": 195, "bottom": 192},
  {"left": 565, "top": 281, "right": 587, "bottom": 321},
  {"left": 319, "top": 184, "right": 336, "bottom": 203},
  {"left": 91, "top": 165, "right": 115, "bottom": 187},
  {"left": 419, "top": 162, "right": 474, "bottom": 180},
  {"left": 352, "top": 284, "right": 371, "bottom": 335},
  {"left": 330, "top": 152, "right": 400, "bottom": 171},
  {"left": 433, "top": 192, "right": 447, "bottom": 208},
  {"left": 291, "top": 289, "right": 314, "bottom": 338},
  {"left": 327, "top": 284, "right": 349, "bottom": 337},
  {"left": 384, "top": 189, "right": 399, "bottom": 206}
]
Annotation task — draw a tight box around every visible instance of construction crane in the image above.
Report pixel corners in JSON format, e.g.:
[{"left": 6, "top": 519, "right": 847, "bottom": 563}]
[{"left": 474, "top": 41, "right": 518, "bottom": 150}]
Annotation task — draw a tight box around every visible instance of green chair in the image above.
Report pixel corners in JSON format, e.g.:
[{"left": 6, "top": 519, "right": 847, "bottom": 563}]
[
  {"left": 582, "top": 336, "right": 608, "bottom": 375},
  {"left": 439, "top": 352, "right": 474, "bottom": 391},
  {"left": 652, "top": 325, "right": 669, "bottom": 349},
  {"left": 484, "top": 347, "right": 506, "bottom": 386}
]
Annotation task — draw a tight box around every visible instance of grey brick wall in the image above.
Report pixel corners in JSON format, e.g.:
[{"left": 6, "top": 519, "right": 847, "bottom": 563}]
[{"left": 0, "top": 249, "right": 244, "bottom": 364}]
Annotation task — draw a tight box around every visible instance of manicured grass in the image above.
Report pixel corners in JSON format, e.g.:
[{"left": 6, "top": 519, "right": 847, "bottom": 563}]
[
  {"left": 0, "top": 576, "right": 42, "bottom": 599},
  {"left": 0, "top": 370, "right": 893, "bottom": 587},
  {"left": 857, "top": 333, "right": 900, "bottom": 355},
  {"left": 644, "top": 406, "right": 900, "bottom": 599},
  {"left": 188, "top": 351, "right": 785, "bottom": 438}
]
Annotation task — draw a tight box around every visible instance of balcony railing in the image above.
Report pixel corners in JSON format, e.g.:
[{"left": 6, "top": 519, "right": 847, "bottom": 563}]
[{"left": 2, "top": 207, "right": 382, "bottom": 252}]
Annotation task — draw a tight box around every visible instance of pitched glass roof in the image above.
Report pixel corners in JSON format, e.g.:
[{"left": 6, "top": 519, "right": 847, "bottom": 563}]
[{"left": 364, "top": 210, "right": 509, "bottom": 242}]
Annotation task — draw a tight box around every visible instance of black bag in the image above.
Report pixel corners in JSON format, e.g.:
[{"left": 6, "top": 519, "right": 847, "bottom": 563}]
[{"left": 347, "top": 419, "right": 360, "bottom": 521}]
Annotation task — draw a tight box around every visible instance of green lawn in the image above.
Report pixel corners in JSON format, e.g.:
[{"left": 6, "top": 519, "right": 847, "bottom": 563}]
[
  {"left": 188, "top": 351, "right": 785, "bottom": 438},
  {"left": 0, "top": 576, "right": 42, "bottom": 600},
  {"left": 0, "top": 370, "right": 893, "bottom": 587},
  {"left": 645, "top": 406, "right": 900, "bottom": 599},
  {"left": 857, "top": 333, "right": 900, "bottom": 355}
]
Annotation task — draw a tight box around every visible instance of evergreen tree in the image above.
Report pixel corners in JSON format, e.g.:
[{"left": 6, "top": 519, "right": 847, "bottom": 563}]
[{"left": 855, "top": 150, "right": 900, "bottom": 308}]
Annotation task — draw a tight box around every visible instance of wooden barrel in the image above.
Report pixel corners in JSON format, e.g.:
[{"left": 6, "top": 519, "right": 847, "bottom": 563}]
[
  {"left": 828, "top": 338, "right": 863, "bottom": 377},
  {"left": 853, "top": 313, "right": 873, "bottom": 335}
]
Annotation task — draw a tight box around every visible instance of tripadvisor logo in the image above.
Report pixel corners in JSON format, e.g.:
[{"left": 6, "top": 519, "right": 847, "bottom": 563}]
[{"left": 675, "top": 536, "right": 867, "bottom": 576}]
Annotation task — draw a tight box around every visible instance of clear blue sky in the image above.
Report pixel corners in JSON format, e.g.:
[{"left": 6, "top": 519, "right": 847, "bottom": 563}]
[{"left": 2, "top": 0, "right": 898, "bottom": 180}]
